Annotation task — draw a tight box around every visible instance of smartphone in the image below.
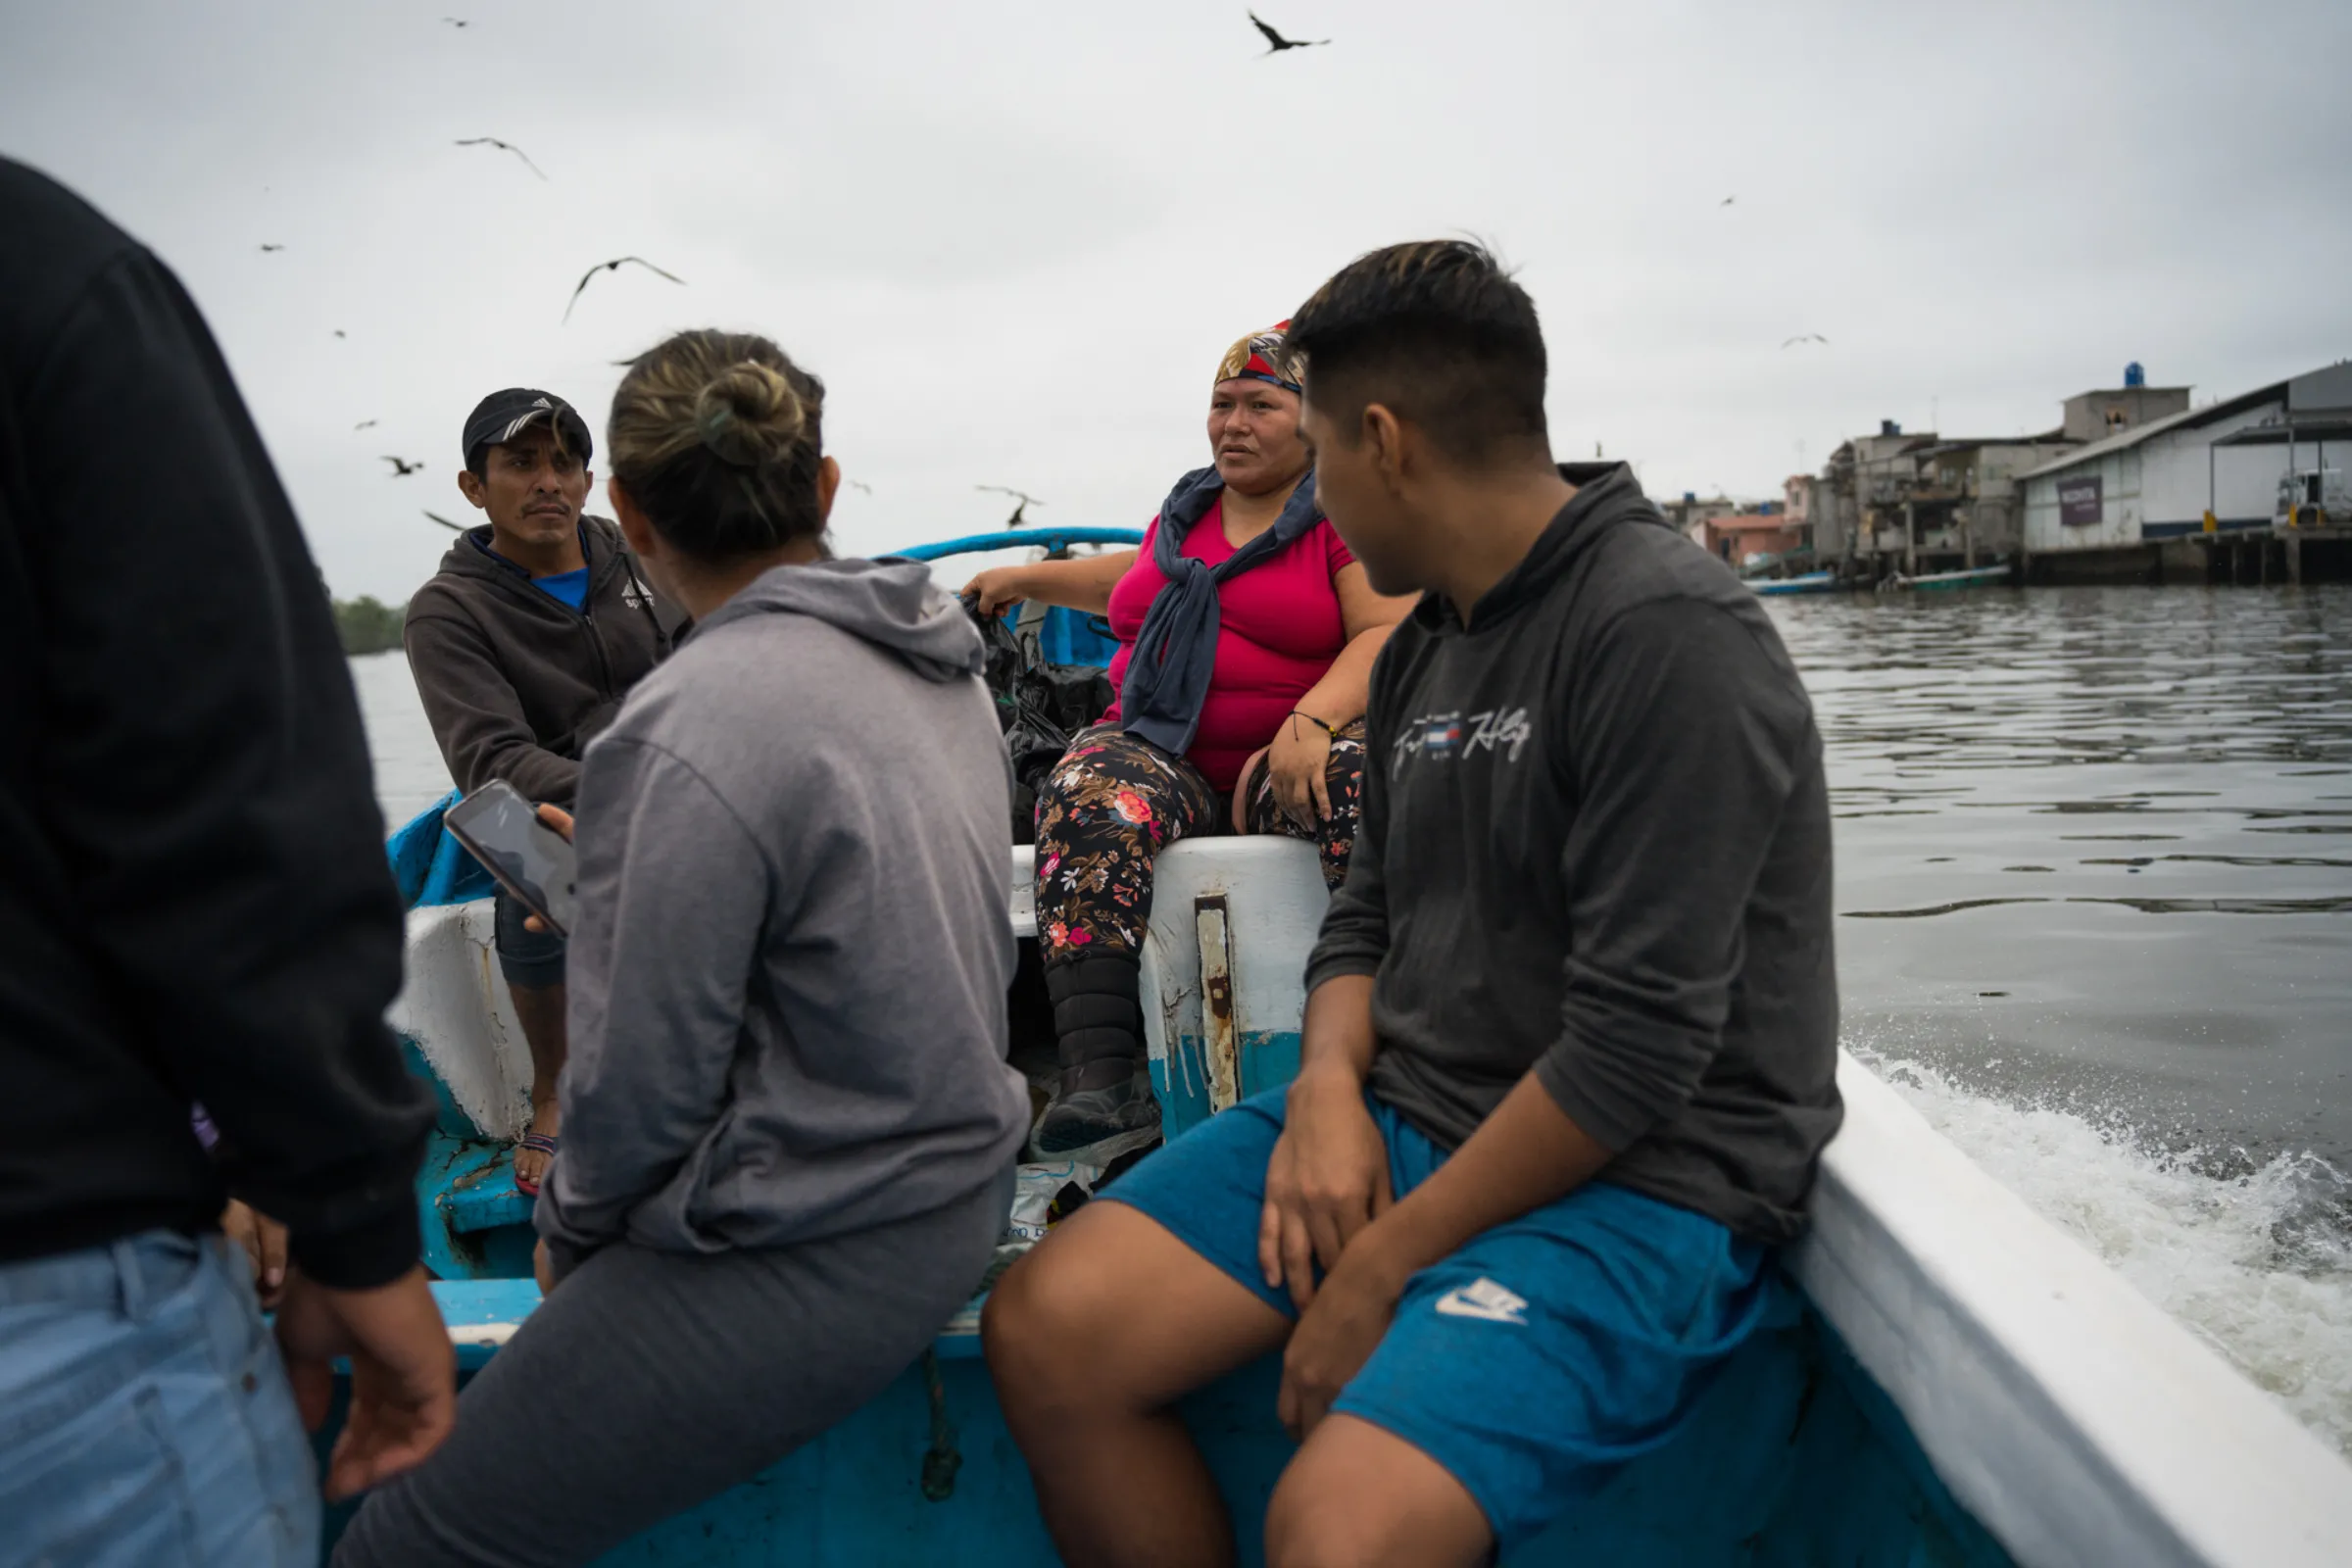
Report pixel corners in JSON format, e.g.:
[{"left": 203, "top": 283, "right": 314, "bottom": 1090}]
[{"left": 443, "top": 779, "right": 579, "bottom": 939}]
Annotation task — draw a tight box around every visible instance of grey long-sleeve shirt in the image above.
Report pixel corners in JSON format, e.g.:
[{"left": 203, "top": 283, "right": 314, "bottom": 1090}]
[{"left": 1304, "top": 464, "right": 1842, "bottom": 1244}]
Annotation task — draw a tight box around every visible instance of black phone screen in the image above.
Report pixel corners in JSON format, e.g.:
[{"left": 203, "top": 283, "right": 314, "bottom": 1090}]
[{"left": 443, "top": 780, "right": 579, "bottom": 938}]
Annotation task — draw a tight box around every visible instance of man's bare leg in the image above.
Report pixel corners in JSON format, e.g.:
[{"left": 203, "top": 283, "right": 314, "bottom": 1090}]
[
  {"left": 507, "top": 980, "right": 565, "bottom": 1189},
  {"left": 984, "top": 1200, "right": 1292, "bottom": 1568},
  {"left": 1264, "top": 1414, "right": 1491, "bottom": 1568}
]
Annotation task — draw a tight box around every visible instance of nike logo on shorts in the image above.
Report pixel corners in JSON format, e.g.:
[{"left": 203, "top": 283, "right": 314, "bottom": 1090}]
[{"left": 1433, "top": 1277, "right": 1528, "bottom": 1326}]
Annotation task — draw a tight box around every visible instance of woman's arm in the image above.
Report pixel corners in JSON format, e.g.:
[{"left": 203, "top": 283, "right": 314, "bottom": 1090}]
[
  {"left": 1295, "top": 563, "right": 1417, "bottom": 727},
  {"left": 961, "top": 549, "right": 1139, "bottom": 617},
  {"left": 533, "top": 740, "right": 769, "bottom": 1283},
  {"left": 1244, "top": 564, "right": 1416, "bottom": 828}
]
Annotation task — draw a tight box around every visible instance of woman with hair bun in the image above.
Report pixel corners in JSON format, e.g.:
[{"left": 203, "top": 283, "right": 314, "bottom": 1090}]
[{"left": 336, "top": 330, "right": 1029, "bottom": 1566}]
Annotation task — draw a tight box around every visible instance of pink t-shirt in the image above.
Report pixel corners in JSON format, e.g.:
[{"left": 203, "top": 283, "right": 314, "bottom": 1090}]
[{"left": 1102, "top": 498, "right": 1356, "bottom": 791}]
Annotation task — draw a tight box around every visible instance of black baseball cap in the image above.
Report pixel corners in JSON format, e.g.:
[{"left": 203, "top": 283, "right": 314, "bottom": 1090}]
[{"left": 462, "top": 388, "right": 594, "bottom": 472}]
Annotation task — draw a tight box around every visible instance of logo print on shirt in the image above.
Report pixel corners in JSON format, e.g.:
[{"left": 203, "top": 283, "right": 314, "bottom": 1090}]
[
  {"left": 1434, "top": 1277, "right": 1529, "bottom": 1326},
  {"left": 1392, "top": 706, "right": 1535, "bottom": 777}
]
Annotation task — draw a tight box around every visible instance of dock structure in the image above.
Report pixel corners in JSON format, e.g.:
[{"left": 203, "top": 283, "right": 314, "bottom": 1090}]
[{"left": 2012, "top": 362, "right": 2352, "bottom": 585}]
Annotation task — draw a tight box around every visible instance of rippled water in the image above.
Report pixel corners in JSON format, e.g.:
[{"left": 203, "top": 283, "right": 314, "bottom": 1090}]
[
  {"left": 349, "top": 582, "right": 2352, "bottom": 1451},
  {"left": 1769, "top": 584, "right": 2352, "bottom": 1453}
]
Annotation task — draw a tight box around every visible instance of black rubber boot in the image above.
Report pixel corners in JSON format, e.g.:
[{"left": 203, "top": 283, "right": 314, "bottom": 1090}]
[{"left": 1031, "top": 956, "right": 1161, "bottom": 1164}]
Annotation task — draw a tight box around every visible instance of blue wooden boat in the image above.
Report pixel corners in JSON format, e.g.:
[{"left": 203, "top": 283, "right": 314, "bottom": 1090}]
[
  {"left": 1747, "top": 569, "right": 1839, "bottom": 597},
  {"left": 337, "top": 533, "right": 2352, "bottom": 1565}
]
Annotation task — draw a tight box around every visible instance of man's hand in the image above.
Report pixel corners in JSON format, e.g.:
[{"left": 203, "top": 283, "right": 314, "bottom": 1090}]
[
  {"left": 1279, "top": 1249, "right": 1407, "bottom": 1442},
  {"left": 220, "top": 1199, "right": 288, "bottom": 1308},
  {"left": 959, "top": 566, "right": 1030, "bottom": 617},
  {"left": 1265, "top": 713, "right": 1335, "bottom": 829},
  {"left": 521, "top": 805, "right": 575, "bottom": 935},
  {"left": 1258, "top": 1062, "right": 1391, "bottom": 1311},
  {"left": 273, "top": 1265, "right": 456, "bottom": 1501}
]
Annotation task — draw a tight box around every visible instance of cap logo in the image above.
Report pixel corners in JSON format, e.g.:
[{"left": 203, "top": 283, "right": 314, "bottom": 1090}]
[{"left": 499, "top": 398, "right": 562, "bottom": 444}]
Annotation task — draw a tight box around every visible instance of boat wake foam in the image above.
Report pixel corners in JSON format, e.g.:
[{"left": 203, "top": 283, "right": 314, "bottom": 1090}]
[{"left": 1854, "top": 1047, "right": 2352, "bottom": 1458}]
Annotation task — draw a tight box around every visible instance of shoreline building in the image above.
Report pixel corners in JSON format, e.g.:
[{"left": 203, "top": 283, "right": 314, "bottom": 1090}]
[{"left": 2017, "top": 362, "right": 2352, "bottom": 584}]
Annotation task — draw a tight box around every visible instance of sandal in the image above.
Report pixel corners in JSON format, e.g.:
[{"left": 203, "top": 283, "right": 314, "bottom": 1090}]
[{"left": 514, "top": 1131, "right": 559, "bottom": 1197}]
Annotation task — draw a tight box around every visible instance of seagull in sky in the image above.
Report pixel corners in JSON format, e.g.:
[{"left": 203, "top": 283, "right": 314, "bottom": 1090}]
[
  {"left": 333, "top": 329, "right": 346, "bottom": 339},
  {"left": 564, "top": 256, "right": 686, "bottom": 322},
  {"left": 846, "top": 479, "right": 873, "bottom": 495},
  {"left": 1720, "top": 196, "right": 1736, "bottom": 207},
  {"left": 382, "top": 456, "right": 423, "bottom": 476},
  {"left": 977, "top": 485, "right": 1045, "bottom": 527},
  {"left": 1781, "top": 333, "right": 1830, "bottom": 348},
  {"left": 259, "top": 243, "right": 284, "bottom": 253},
  {"left": 456, "top": 137, "right": 547, "bottom": 180},
  {"left": 441, "top": 16, "right": 468, "bottom": 26},
  {"left": 354, "top": 418, "right": 378, "bottom": 431},
  {"left": 424, "top": 511, "right": 466, "bottom": 531},
  {"left": 1249, "top": 11, "right": 1328, "bottom": 54}
]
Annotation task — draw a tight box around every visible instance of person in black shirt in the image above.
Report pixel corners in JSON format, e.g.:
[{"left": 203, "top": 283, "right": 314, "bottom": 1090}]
[
  {"left": 985, "top": 241, "right": 1840, "bottom": 1568},
  {"left": 0, "top": 160, "right": 454, "bottom": 1563}
]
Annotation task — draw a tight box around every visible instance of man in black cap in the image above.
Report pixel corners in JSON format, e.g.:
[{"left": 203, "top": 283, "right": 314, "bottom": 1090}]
[{"left": 405, "top": 389, "right": 680, "bottom": 1196}]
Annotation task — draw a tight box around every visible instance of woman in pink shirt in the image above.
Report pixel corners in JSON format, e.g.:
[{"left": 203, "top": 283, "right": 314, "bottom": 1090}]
[{"left": 963, "top": 323, "right": 1411, "bottom": 1163}]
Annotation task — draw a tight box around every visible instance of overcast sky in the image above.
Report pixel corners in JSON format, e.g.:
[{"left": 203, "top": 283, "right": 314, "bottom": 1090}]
[{"left": 5, "top": 0, "right": 2349, "bottom": 601}]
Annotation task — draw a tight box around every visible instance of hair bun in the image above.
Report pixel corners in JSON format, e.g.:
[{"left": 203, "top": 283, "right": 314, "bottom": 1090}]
[{"left": 695, "top": 361, "right": 807, "bottom": 467}]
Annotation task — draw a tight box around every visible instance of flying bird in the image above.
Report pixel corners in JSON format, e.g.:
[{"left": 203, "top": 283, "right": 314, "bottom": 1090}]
[
  {"left": 424, "top": 511, "right": 466, "bottom": 532},
  {"left": 846, "top": 479, "right": 873, "bottom": 495},
  {"left": 456, "top": 137, "right": 547, "bottom": 180},
  {"left": 333, "top": 329, "right": 347, "bottom": 339},
  {"left": 564, "top": 256, "right": 685, "bottom": 322},
  {"left": 977, "top": 485, "right": 1045, "bottom": 527},
  {"left": 353, "top": 418, "right": 378, "bottom": 431},
  {"left": 1720, "top": 196, "right": 1736, "bottom": 207},
  {"left": 382, "top": 456, "right": 423, "bottom": 476},
  {"left": 259, "top": 243, "right": 284, "bottom": 253},
  {"left": 1781, "top": 333, "right": 1829, "bottom": 349},
  {"left": 1249, "top": 11, "right": 1328, "bottom": 53},
  {"left": 441, "top": 16, "right": 468, "bottom": 26}
]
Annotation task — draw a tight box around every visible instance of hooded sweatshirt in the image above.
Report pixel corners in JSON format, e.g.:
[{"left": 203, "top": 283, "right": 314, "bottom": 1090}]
[
  {"left": 1304, "top": 464, "right": 1841, "bottom": 1244},
  {"left": 404, "top": 515, "right": 680, "bottom": 808},
  {"left": 0, "top": 158, "right": 428, "bottom": 1288},
  {"left": 536, "top": 558, "right": 1029, "bottom": 1276}
]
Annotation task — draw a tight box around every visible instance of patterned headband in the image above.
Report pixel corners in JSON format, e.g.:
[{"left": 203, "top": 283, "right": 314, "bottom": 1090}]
[{"left": 1214, "top": 319, "right": 1300, "bottom": 393}]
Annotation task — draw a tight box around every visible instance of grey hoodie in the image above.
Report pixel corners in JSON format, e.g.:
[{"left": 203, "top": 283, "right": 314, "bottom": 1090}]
[{"left": 536, "top": 559, "right": 1028, "bottom": 1275}]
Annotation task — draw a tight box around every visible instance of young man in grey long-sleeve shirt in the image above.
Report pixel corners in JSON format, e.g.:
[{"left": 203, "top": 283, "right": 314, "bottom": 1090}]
[{"left": 985, "top": 241, "right": 1841, "bottom": 1568}]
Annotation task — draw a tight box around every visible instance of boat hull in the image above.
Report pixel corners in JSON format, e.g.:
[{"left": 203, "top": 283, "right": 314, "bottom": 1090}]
[{"left": 354, "top": 840, "right": 2352, "bottom": 1566}]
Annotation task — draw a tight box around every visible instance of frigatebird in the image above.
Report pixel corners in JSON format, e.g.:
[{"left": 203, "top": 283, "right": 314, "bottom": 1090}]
[
  {"left": 977, "top": 485, "right": 1046, "bottom": 527},
  {"left": 564, "top": 256, "right": 685, "bottom": 322},
  {"left": 456, "top": 137, "right": 547, "bottom": 180},
  {"left": 382, "top": 456, "right": 423, "bottom": 476},
  {"left": 1249, "top": 11, "right": 1328, "bottom": 54}
]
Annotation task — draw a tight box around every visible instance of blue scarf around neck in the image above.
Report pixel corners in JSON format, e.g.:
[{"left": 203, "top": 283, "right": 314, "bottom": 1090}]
[{"left": 1118, "top": 466, "right": 1322, "bottom": 758}]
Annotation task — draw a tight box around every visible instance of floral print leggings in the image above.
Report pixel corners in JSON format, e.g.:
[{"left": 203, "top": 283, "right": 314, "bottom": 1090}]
[{"left": 1033, "top": 719, "right": 1367, "bottom": 966}]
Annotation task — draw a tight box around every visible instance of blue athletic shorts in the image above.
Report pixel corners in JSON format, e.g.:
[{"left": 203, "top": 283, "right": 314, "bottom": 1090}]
[{"left": 1099, "top": 1086, "right": 1784, "bottom": 1554}]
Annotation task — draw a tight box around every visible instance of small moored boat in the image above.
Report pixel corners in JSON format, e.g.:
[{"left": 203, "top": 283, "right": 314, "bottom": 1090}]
[
  {"left": 1888, "top": 564, "right": 2015, "bottom": 591},
  {"left": 1747, "top": 569, "right": 1839, "bottom": 597}
]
